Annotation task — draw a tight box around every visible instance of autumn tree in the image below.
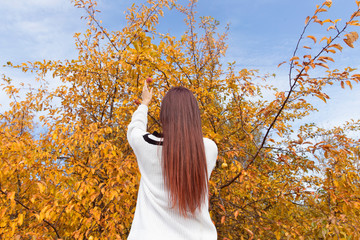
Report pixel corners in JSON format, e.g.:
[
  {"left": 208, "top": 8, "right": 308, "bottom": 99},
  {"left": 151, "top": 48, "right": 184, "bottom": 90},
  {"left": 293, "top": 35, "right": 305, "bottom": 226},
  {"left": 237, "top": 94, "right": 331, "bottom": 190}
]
[{"left": 1, "top": 0, "right": 360, "bottom": 239}]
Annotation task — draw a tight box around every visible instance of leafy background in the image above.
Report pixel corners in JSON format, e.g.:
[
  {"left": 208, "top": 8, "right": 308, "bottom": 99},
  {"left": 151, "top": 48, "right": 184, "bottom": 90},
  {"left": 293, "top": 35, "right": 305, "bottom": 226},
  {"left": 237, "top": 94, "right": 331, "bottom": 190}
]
[{"left": 1, "top": 0, "right": 360, "bottom": 239}]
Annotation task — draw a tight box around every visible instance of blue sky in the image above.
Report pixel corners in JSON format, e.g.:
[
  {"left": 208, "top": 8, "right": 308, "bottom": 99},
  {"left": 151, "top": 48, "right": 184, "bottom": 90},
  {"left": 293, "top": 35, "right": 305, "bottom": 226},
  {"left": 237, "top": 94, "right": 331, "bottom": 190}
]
[{"left": 1, "top": 0, "right": 359, "bottom": 130}]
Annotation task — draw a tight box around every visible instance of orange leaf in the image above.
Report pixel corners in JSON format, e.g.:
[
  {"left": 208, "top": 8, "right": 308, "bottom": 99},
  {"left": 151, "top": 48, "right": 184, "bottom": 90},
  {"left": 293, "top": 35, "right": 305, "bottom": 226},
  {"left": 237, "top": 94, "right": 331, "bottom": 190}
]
[
  {"left": 320, "top": 36, "right": 328, "bottom": 43},
  {"left": 277, "top": 61, "right": 286, "bottom": 67},
  {"left": 315, "top": 19, "right": 323, "bottom": 25},
  {"left": 305, "top": 16, "right": 310, "bottom": 25},
  {"left": 318, "top": 56, "right": 334, "bottom": 62},
  {"left": 218, "top": 203, "right": 225, "bottom": 212},
  {"left": 352, "top": 74, "right": 360, "bottom": 82},
  {"left": 341, "top": 81, "right": 345, "bottom": 89},
  {"left": 343, "top": 32, "right": 359, "bottom": 48},
  {"left": 303, "top": 46, "right": 312, "bottom": 49},
  {"left": 351, "top": 32, "right": 359, "bottom": 41},
  {"left": 327, "top": 25, "right": 336, "bottom": 31},
  {"left": 326, "top": 49, "right": 336, "bottom": 53},
  {"left": 327, "top": 36, "right": 332, "bottom": 44},
  {"left": 307, "top": 35, "right": 317, "bottom": 43},
  {"left": 351, "top": 10, "right": 360, "bottom": 18},
  {"left": 329, "top": 44, "right": 342, "bottom": 51},
  {"left": 348, "top": 20, "right": 360, "bottom": 26},
  {"left": 345, "top": 32, "right": 359, "bottom": 42},
  {"left": 322, "top": 19, "right": 333, "bottom": 23},
  {"left": 346, "top": 80, "right": 353, "bottom": 89},
  {"left": 316, "top": 63, "right": 329, "bottom": 69},
  {"left": 324, "top": 56, "right": 334, "bottom": 62},
  {"left": 325, "top": 0, "right": 332, "bottom": 7},
  {"left": 244, "top": 228, "right": 254, "bottom": 240},
  {"left": 234, "top": 210, "right": 239, "bottom": 219},
  {"left": 344, "top": 38, "right": 354, "bottom": 48},
  {"left": 317, "top": 56, "right": 326, "bottom": 61},
  {"left": 315, "top": 8, "right": 327, "bottom": 13},
  {"left": 315, "top": 93, "right": 327, "bottom": 103}
]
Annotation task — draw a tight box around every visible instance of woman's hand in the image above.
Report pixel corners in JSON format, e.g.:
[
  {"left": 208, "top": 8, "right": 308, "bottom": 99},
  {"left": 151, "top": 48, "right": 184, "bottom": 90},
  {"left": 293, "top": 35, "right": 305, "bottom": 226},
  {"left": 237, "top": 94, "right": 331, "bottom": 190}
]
[{"left": 141, "top": 79, "right": 153, "bottom": 106}]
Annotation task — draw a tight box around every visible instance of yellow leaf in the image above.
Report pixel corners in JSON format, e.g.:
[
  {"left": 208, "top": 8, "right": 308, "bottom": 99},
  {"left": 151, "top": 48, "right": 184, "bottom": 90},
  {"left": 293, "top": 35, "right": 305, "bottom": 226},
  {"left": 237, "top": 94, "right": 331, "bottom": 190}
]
[
  {"left": 17, "top": 213, "right": 24, "bottom": 226},
  {"left": 37, "top": 182, "right": 46, "bottom": 193},
  {"left": 8, "top": 191, "right": 15, "bottom": 201}
]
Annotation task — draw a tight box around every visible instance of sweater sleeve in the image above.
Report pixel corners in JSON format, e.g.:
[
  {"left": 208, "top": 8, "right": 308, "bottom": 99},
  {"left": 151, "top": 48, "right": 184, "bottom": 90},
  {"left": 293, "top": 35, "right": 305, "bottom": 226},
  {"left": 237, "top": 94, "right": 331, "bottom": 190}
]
[
  {"left": 204, "top": 138, "right": 218, "bottom": 176},
  {"left": 127, "top": 104, "right": 149, "bottom": 148}
]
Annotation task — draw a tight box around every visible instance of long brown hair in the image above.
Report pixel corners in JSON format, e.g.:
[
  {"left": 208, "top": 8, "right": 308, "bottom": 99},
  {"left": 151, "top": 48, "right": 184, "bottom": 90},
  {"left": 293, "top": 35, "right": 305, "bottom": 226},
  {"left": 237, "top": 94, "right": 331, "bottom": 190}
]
[{"left": 160, "top": 86, "right": 208, "bottom": 217}]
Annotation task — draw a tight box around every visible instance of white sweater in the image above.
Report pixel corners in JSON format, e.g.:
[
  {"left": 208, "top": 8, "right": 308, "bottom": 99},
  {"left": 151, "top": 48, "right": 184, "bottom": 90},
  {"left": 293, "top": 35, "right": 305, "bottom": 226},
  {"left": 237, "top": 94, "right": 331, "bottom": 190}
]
[{"left": 127, "top": 104, "right": 218, "bottom": 240}]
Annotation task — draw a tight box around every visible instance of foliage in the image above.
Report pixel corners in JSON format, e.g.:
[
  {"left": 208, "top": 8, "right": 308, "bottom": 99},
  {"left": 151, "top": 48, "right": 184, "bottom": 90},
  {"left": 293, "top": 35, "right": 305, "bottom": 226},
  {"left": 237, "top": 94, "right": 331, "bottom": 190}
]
[{"left": 1, "top": 0, "right": 360, "bottom": 239}]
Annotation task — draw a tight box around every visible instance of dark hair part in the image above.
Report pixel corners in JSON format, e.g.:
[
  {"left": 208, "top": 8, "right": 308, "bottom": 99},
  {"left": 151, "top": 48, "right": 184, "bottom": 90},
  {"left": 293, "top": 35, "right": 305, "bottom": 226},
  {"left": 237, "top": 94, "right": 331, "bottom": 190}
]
[{"left": 160, "top": 86, "right": 208, "bottom": 217}]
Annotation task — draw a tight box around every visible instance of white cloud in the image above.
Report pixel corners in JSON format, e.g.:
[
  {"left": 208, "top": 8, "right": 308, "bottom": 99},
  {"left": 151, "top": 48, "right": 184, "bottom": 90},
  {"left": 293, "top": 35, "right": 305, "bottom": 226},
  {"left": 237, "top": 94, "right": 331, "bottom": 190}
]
[
  {"left": 0, "top": 0, "right": 85, "bottom": 61},
  {"left": 0, "top": 0, "right": 86, "bottom": 111}
]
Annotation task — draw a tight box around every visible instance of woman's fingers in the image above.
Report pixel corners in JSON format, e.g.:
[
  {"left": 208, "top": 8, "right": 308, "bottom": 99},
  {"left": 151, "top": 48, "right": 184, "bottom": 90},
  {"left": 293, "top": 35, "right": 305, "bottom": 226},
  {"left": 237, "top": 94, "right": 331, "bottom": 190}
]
[
  {"left": 143, "top": 79, "right": 147, "bottom": 91},
  {"left": 143, "top": 79, "right": 152, "bottom": 94},
  {"left": 141, "top": 79, "right": 152, "bottom": 106}
]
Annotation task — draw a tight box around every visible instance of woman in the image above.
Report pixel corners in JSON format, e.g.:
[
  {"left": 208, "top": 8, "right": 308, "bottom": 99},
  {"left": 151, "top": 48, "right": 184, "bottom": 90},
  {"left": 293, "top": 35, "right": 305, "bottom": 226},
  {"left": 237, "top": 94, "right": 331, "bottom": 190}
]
[{"left": 127, "top": 80, "right": 218, "bottom": 240}]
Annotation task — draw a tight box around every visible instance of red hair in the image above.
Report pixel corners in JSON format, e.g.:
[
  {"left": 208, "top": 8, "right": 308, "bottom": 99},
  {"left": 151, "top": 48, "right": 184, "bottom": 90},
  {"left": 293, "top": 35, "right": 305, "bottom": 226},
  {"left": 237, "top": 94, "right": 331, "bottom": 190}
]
[{"left": 160, "top": 87, "right": 208, "bottom": 217}]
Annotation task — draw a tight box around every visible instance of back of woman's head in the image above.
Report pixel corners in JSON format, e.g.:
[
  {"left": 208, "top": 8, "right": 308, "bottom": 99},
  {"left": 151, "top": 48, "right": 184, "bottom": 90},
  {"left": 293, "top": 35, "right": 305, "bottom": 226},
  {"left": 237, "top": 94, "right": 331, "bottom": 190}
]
[{"left": 160, "top": 86, "right": 208, "bottom": 217}]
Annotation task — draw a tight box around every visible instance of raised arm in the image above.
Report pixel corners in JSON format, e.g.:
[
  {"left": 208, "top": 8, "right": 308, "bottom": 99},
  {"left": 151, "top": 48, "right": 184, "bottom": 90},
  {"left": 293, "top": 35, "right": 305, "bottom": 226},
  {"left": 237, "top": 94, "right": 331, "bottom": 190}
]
[{"left": 127, "top": 79, "right": 153, "bottom": 147}]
